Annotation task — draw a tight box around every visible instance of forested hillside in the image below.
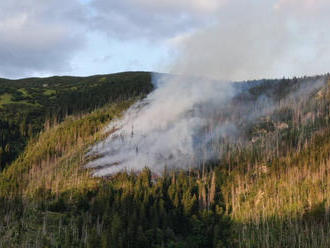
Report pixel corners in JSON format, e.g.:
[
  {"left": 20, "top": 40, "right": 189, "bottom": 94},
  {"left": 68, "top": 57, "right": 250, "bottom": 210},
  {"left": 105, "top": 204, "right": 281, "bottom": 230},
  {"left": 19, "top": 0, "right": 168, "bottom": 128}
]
[
  {"left": 0, "top": 72, "right": 329, "bottom": 247},
  {"left": 0, "top": 72, "right": 152, "bottom": 170}
]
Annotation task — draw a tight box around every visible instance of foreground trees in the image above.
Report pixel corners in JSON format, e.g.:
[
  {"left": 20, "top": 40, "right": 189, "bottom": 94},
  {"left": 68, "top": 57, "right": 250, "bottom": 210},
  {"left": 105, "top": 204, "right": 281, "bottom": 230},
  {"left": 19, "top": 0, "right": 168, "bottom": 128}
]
[{"left": 0, "top": 168, "right": 232, "bottom": 248}]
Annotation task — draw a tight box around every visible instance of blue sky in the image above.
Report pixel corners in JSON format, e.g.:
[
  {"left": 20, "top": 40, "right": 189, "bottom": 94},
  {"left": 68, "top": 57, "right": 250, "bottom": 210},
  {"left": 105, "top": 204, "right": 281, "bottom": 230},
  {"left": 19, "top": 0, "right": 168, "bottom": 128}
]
[
  {"left": 70, "top": 32, "right": 174, "bottom": 77},
  {"left": 1, "top": 0, "right": 330, "bottom": 80}
]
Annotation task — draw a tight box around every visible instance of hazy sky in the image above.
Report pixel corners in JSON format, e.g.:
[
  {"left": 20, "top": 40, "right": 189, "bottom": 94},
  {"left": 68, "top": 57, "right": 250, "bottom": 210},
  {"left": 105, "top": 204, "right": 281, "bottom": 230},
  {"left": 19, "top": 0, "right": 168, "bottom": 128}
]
[{"left": 1, "top": 0, "right": 330, "bottom": 79}]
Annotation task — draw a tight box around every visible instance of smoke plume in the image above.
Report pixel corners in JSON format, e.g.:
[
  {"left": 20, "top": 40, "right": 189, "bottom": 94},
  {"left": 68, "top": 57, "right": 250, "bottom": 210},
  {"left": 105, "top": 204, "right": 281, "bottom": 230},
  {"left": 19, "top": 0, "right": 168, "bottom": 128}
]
[
  {"left": 172, "top": 0, "right": 330, "bottom": 81},
  {"left": 87, "top": 75, "right": 237, "bottom": 176},
  {"left": 86, "top": 0, "right": 329, "bottom": 176}
]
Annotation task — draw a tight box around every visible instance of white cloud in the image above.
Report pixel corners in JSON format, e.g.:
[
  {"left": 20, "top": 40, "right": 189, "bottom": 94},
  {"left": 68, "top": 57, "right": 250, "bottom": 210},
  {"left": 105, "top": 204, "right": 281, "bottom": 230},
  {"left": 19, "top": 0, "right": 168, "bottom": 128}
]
[
  {"left": 132, "top": 0, "right": 226, "bottom": 14},
  {"left": 89, "top": 0, "right": 225, "bottom": 40},
  {"left": 0, "top": 0, "right": 87, "bottom": 78},
  {"left": 274, "top": 0, "right": 328, "bottom": 10}
]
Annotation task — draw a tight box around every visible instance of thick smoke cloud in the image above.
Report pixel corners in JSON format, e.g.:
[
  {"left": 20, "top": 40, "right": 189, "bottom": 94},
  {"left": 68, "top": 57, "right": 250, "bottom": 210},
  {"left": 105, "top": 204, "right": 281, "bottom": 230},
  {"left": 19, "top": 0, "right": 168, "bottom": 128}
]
[
  {"left": 173, "top": 0, "right": 330, "bottom": 81},
  {"left": 87, "top": 75, "right": 236, "bottom": 176}
]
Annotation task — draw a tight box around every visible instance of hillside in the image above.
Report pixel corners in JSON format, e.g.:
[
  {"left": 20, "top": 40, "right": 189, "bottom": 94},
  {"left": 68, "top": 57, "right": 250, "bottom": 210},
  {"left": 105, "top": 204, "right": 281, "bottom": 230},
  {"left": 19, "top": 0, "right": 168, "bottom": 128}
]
[
  {"left": 0, "top": 73, "right": 329, "bottom": 247},
  {"left": 0, "top": 72, "right": 153, "bottom": 171}
]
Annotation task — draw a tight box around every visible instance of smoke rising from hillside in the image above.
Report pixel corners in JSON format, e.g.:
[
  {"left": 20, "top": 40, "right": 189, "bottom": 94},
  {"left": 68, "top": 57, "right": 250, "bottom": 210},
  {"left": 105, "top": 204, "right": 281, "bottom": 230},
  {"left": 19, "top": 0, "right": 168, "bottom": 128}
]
[
  {"left": 86, "top": 0, "right": 330, "bottom": 176},
  {"left": 86, "top": 74, "right": 327, "bottom": 176},
  {"left": 87, "top": 75, "right": 237, "bottom": 176}
]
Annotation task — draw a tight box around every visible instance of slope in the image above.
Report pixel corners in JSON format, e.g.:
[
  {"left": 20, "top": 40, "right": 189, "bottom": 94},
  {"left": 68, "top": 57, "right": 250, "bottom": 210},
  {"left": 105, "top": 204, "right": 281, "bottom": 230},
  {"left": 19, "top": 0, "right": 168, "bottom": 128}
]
[
  {"left": 0, "top": 73, "right": 329, "bottom": 247},
  {"left": 0, "top": 71, "right": 153, "bottom": 170}
]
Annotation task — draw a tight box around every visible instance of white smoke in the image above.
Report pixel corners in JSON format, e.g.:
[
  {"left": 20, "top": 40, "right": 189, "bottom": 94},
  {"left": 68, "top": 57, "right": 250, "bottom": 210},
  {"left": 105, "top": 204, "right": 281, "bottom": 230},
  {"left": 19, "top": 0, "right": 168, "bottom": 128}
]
[
  {"left": 87, "top": 74, "right": 237, "bottom": 176},
  {"left": 171, "top": 0, "right": 330, "bottom": 81},
  {"left": 86, "top": 74, "right": 327, "bottom": 176},
  {"left": 85, "top": 0, "right": 330, "bottom": 176}
]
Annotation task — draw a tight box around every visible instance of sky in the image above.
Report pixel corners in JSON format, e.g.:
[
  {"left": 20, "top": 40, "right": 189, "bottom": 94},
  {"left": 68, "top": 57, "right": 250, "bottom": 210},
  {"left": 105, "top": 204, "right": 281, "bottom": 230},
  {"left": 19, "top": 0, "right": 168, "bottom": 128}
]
[{"left": 0, "top": 0, "right": 330, "bottom": 80}]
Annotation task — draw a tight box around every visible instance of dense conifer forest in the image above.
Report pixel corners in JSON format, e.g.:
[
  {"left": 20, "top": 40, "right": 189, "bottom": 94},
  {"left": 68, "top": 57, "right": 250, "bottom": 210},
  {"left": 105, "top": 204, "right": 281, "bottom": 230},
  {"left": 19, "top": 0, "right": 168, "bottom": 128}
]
[{"left": 0, "top": 72, "right": 329, "bottom": 247}]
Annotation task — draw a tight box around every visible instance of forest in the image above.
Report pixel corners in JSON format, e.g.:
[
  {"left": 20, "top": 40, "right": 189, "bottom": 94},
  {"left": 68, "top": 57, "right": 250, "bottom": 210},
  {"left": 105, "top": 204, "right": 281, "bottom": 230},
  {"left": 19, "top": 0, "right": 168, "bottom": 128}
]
[
  {"left": 0, "top": 72, "right": 329, "bottom": 247},
  {"left": 0, "top": 72, "right": 153, "bottom": 171}
]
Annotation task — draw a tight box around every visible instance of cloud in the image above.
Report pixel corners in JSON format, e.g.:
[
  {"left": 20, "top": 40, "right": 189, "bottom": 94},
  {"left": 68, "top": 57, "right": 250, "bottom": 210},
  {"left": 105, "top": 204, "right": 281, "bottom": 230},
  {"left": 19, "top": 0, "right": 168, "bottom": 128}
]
[
  {"left": 0, "top": 0, "right": 225, "bottom": 78},
  {"left": 274, "top": 0, "right": 329, "bottom": 11},
  {"left": 89, "top": 0, "right": 226, "bottom": 40},
  {"left": 0, "top": 0, "right": 87, "bottom": 78},
  {"left": 1, "top": 0, "right": 330, "bottom": 79}
]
